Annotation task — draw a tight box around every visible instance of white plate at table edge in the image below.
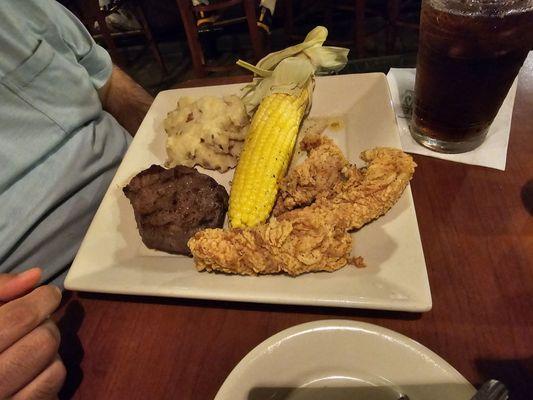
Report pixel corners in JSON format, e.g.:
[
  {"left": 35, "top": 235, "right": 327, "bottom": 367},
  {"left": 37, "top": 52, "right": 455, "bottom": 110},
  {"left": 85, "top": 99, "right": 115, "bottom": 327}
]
[{"left": 215, "top": 319, "right": 476, "bottom": 400}]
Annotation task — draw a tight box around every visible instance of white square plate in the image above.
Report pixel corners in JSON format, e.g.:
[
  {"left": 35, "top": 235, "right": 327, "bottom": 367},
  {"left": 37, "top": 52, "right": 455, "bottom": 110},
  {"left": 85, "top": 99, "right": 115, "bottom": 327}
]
[{"left": 65, "top": 73, "right": 431, "bottom": 311}]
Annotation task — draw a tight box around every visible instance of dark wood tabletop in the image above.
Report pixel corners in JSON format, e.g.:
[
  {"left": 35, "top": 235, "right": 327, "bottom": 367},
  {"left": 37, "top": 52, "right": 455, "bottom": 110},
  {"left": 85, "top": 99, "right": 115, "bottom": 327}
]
[{"left": 54, "top": 54, "right": 533, "bottom": 400}]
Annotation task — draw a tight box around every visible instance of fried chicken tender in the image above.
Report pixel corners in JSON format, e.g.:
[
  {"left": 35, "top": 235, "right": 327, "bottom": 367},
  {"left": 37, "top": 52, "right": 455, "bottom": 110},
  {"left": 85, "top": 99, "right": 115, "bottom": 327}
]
[
  {"left": 287, "top": 147, "right": 417, "bottom": 232},
  {"left": 189, "top": 217, "right": 352, "bottom": 276},
  {"left": 273, "top": 134, "right": 362, "bottom": 215},
  {"left": 188, "top": 139, "right": 416, "bottom": 276}
]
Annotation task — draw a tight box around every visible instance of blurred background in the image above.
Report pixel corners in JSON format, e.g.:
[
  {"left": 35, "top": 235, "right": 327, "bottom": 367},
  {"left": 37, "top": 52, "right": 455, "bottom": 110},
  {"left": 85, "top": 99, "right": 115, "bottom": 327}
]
[{"left": 59, "top": 0, "right": 421, "bottom": 95}]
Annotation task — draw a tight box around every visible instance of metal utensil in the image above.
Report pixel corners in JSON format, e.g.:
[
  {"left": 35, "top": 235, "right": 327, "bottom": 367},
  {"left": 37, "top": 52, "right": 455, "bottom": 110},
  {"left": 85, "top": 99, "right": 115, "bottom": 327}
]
[
  {"left": 471, "top": 380, "right": 509, "bottom": 400},
  {"left": 396, "top": 379, "right": 508, "bottom": 400}
]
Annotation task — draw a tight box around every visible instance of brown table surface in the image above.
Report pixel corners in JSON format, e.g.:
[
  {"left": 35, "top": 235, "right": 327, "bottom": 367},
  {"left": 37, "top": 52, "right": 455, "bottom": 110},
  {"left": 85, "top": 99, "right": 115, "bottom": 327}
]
[{"left": 54, "top": 54, "right": 533, "bottom": 400}]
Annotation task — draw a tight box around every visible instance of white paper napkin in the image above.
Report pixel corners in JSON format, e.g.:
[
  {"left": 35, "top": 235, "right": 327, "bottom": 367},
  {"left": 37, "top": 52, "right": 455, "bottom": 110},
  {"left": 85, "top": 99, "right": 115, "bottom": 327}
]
[{"left": 386, "top": 68, "right": 518, "bottom": 171}]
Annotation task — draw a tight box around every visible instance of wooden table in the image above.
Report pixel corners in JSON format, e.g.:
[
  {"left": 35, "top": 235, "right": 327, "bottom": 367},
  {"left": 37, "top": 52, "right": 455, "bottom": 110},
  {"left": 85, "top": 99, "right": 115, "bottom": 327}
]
[{"left": 54, "top": 54, "right": 533, "bottom": 400}]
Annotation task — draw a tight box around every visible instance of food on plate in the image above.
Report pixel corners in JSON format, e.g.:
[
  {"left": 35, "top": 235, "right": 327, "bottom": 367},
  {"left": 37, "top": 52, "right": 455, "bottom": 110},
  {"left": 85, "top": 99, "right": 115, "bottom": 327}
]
[
  {"left": 124, "top": 26, "right": 413, "bottom": 276},
  {"left": 123, "top": 165, "right": 228, "bottom": 255},
  {"left": 188, "top": 137, "right": 416, "bottom": 275},
  {"left": 190, "top": 214, "right": 352, "bottom": 276},
  {"left": 228, "top": 89, "right": 308, "bottom": 228},
  {"left": 163, "top": 95, "right": 249, "bottom": 172},
  {"left": 273, "top": 133, "right": 362, "bottom": 216},
  {"left": 228, "top": 26, "right": 349, "bottom": 228}
]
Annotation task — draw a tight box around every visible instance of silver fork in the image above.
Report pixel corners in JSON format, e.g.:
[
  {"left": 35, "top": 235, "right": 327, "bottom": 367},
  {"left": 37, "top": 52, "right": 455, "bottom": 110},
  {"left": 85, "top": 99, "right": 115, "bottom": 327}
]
[
  {"left": 471, "top": 380, "right": 509, "bottom": 400},
  {"left": 397, "top": 379, "right": 508, "bottom": 400}
]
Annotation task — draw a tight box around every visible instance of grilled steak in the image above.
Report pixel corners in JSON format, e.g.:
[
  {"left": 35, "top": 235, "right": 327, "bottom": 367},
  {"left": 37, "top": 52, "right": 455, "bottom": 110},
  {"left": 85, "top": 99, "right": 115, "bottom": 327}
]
[{"left": 123, "top": 165, "right": 228, "bottom": 255}]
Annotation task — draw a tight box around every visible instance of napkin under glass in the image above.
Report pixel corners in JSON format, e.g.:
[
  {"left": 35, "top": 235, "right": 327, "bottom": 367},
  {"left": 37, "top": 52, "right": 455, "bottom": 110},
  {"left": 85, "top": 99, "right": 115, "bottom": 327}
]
[{"left": 386, "top": 68, "right": 518, "bottom": 171}]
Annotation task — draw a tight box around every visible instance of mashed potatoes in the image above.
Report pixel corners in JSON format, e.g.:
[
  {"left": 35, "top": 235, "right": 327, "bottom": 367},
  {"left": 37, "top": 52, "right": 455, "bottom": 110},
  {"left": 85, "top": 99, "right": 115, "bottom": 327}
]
[{"left": 163, "top": 95, "right": 250, "bottom": 172}]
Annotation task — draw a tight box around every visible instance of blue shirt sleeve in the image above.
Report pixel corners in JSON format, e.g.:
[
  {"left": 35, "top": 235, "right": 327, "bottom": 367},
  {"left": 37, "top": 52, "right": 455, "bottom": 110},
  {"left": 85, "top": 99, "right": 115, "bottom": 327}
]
[
  {"left": 51, "top": 1, "right": 113, "bottom": 89},
  {"left": 78, "top": 41, "right": 113, "bottom": 89}
]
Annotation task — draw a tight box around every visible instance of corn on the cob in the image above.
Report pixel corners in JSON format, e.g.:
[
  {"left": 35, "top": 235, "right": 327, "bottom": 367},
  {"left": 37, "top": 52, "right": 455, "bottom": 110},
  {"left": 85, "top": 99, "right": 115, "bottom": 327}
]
[
  {"left": 229, "top": 89, "right": 309, "bottom": 228},
  {"left": 229, "top": 26, "right": 348, "bottom": 228}
]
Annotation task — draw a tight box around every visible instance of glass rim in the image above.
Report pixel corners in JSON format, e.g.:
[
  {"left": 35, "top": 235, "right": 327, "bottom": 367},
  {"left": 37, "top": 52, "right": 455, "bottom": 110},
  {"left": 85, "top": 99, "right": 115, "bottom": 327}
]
[{"left": 427, "top": 0, "right": 533, "bottom": 16}]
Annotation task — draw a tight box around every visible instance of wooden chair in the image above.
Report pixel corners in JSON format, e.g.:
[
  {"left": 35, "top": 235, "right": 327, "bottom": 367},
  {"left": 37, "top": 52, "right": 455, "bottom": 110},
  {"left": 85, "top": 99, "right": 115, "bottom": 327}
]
[
  {"left": 77, "top": 0, "right": 167, "bottom": 72},
  {"left": 283, "top": 0, "right": 420, "bottom": 58},
  {"left": 386, "top": 0, "right": 420, "bottom": 52},
  {"left": 283, "top": 0, "right": 367, "bottom": 58},
  {"left": 176, "top": 0, "right": 265, "bottom": 78}
]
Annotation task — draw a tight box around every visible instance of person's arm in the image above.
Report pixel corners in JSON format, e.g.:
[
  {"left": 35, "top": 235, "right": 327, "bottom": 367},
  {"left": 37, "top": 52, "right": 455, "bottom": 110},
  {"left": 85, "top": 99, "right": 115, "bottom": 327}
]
[
  {"left": 98, "top": 65, "right": 154, "bottom": 136},
  {"left": 0, "top": 268, "right": 65, "bottom": 399}
]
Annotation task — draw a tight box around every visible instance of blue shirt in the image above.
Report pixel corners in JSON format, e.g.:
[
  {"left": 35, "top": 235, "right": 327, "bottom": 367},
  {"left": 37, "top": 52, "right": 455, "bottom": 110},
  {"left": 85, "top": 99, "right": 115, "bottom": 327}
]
[{"left": 0, "top": 0, "right": 131, "bottom": 284}]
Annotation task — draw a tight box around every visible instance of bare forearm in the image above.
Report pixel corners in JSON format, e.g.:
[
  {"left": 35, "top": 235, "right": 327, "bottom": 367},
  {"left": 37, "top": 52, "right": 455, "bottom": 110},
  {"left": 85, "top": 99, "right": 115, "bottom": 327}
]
[{"left": 98, "top": 65, "right": 153, "bottom": 135}]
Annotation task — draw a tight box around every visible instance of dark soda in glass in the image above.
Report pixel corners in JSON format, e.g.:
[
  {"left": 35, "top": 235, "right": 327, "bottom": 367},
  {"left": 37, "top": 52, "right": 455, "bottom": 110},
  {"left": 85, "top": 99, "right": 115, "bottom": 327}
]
[{"left": 410, "top": 0, "right": 533, "bottom": 153}]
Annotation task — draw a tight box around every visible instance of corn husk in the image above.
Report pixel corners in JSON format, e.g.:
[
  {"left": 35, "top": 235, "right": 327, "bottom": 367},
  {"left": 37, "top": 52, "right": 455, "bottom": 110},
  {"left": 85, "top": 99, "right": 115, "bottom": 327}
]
[{"left": 237, "top": 26, "right": 349, "bottom": 114}]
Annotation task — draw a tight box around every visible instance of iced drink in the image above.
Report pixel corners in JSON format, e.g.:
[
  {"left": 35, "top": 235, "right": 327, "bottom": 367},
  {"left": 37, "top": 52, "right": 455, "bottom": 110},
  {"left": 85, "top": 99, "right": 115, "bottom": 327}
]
[{"left": 410, "top": 0, "right": 533, "bottom": 153}]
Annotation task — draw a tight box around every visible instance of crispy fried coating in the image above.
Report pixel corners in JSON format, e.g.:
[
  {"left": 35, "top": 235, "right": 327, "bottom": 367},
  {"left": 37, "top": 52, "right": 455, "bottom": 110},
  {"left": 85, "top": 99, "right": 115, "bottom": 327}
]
[
  {"left": 188, "top": 138, "right": 416, "bottom": 276},
  {"left": 273, "top": 134, "right": 362, "bottom": 215},
  {"left": 287, "top": 147, "right": 417, "bottom": 231},
  {"left": 189, "top": 217, "right": 352, "bottom": 276}
]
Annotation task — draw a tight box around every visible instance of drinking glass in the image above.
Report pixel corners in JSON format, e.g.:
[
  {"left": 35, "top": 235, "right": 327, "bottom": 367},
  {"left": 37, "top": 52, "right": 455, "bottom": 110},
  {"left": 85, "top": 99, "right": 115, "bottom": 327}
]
[{"left": 410, "top": 0, "right": 533, "bottom": 153}]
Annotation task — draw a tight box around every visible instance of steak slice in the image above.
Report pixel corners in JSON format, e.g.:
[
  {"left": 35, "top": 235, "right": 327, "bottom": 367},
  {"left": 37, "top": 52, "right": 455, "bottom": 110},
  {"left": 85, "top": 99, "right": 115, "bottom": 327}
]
[{"left": 123, "top": 164, "right": 228, "bottom": 255}]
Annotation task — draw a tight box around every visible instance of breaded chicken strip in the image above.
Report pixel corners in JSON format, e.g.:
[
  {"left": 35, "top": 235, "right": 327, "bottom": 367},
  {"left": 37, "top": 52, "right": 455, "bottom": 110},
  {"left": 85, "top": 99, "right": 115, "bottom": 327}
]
[
  {"left": 188, "top": 145, "right": 416, "bottom": 276},
  {"left": 292, "top": 147, "right": 417, "bottom": 231},
  {"left": 189, "top": 216, "right": 352, "bottom": 276},
  {"left": 273, "top": 134, "right": 362, "bottom": 215}
]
